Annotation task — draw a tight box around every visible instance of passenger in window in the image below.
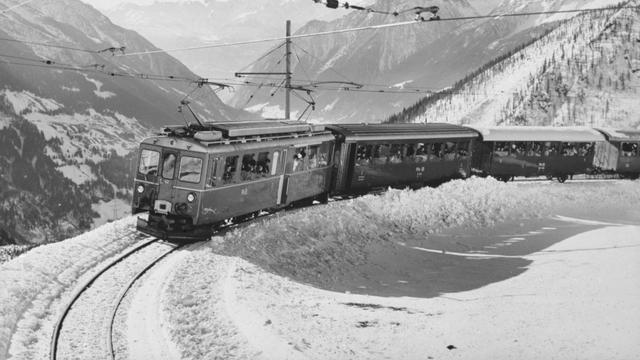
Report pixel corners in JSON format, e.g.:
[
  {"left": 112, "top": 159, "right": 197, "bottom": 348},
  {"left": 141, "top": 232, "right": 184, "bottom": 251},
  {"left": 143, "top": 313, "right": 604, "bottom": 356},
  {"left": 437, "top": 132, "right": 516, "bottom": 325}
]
[
  {"left": 241, "top": 154, "right": 257, "bottom": 181},
  {"left": 562, "top": 143, "right": 577, "bottom": 156},
  {"left": 389, "top": 144, "right": 403, "bottom": 164},
  {"left": 257, "top": 159, "right": 270, "bottom": 175},
  {"left": 543, "top": 142, "right": 556, "bottom": 156},
  {"left": 512, "top": 142, "right": 526, "bottom": 156},
  {"left": 528, "top": 142, "right": 543, "bottom": 157},
  {"left": 430, "top": 143, "right": 443, "bottom": 160},
  {"left": 389, "top": 146, "right": 403, "bottom": 164},
  {"left": 494, "top": 142, "right": 509, "bottom": 157},
  {"left": 444, "top": 142, "right": 456, "bottom": 160},
  {"left": 415, "top": 143, "right": 427, "bottom": 162},
  {"left": 457, "top": 143, "right": 469, "bottom": 158},
  {"left": 406, "top": 144, "right": 415, "bottom": 158},
  {"left": 223, "top": 156, "right": 238, "bottom": 184},
  {"left": 356, "top": 145, "right": 369, "bottom": 166},
  {"left": 373, "top": 144, "right": 389, "bottom": 165},
  {"left": 318, "top": 153, "right": 328, "bottom": 166},
  {"left": 293, "top": 149, "right": 305, "bottom": 171}
]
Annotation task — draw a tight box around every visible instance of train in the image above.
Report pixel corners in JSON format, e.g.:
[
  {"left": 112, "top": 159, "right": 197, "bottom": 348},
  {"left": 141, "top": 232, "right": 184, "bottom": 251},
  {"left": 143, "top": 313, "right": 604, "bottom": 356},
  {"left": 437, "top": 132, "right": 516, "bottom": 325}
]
[{"left": 132, "top": 121, "right": 640, "bottom": 241}]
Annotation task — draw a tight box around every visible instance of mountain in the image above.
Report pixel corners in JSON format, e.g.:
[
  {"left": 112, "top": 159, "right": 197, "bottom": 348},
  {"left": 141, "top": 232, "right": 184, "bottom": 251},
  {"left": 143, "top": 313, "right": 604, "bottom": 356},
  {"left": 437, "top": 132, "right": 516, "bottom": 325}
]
[
  {"left": 0, "top": 0, "right": 248, "bottom": 245},
  {"left": 100, "top": 0, "right": 375, "bottom": 85},
  {"left": 386, "top": 1, "right": 640, "bottom": 129},
  {"left": 229, "top": 0, "right": 627, "bottom": 123}
]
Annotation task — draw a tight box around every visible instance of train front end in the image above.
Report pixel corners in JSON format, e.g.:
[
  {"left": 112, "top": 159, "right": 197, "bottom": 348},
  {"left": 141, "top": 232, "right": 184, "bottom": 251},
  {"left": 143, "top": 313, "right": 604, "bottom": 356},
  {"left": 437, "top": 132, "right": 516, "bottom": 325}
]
[{"left": 132, "top": 134, "right": 210, "bottom": 241}]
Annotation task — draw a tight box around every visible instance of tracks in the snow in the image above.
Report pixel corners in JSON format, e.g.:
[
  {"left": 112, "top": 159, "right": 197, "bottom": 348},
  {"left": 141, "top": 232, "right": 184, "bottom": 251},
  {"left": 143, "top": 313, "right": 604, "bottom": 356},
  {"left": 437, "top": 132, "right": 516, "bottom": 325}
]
[{"left": 50, "top": 237, "right": 182, "bottom": 360}]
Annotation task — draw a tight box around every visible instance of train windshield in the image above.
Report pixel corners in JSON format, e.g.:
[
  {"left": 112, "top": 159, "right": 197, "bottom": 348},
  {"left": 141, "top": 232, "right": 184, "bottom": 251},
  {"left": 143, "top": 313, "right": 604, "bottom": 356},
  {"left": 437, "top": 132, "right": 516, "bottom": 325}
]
[
  {"left": 179, "top": 156, "right": 203, "bottom": 183},
  {"left": 138, "top": 149, "right": 160, "bottom": 175}
]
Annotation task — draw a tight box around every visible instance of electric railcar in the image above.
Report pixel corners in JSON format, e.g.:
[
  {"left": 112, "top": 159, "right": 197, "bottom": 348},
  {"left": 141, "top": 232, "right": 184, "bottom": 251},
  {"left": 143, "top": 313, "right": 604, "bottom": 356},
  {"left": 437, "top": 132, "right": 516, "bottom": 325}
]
[{"left": 132, "top": 121, "right": 640, "bottom": 241}]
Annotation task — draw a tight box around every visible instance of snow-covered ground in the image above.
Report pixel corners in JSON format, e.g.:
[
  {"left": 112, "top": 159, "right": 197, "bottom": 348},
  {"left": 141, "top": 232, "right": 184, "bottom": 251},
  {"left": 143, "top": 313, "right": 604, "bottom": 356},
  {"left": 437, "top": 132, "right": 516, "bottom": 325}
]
[
  {"left": 164, "top": 177, "right": 640, "bottom": 359},
  {"left": 1, "top": 178, "right": 639, "bottom": 359}
]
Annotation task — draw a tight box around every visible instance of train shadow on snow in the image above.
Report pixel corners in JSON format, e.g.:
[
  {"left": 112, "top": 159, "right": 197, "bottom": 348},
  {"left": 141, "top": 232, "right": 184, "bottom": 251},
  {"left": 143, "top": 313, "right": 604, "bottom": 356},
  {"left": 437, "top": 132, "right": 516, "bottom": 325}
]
[{"left": 208, "top": 213, "right": 610, "bottom": 299}]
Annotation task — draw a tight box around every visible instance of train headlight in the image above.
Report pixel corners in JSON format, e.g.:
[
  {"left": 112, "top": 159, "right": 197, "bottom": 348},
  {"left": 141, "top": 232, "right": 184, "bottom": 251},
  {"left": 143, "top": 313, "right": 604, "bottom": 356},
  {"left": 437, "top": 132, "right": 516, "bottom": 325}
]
[
  {"left": 187, "top": 193, "right": 196, "bottom": 203},
  {"left": 137, "top": 185, "right": 145, "bottom": 194}
]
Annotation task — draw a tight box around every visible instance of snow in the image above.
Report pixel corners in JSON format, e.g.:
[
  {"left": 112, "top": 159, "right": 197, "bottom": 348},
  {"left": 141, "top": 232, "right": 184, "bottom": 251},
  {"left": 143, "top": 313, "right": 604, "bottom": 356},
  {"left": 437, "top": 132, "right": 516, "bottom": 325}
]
[
  {"left": 56, "top": 164, "right": 96, "bottom": 185},
  {"left": 162, "top": 177, "right": 640, "bottom": 358},
  {"left": 245, "top": 103, "right": 299, "bottom": 119},
  {"left": 0, "top": 114, "right": 11, "bottom": 130},
  {"left": 0, "top": 217, "right": 139, "bottom": 359},
  {"left": 124, "top": 251, "right": 187, "bottom": 360},
  {"left": 213, "top": 224, "right": 640, "bottom": 360},
  {"left": 82, "top": 74, "right": 116, "bottom": 99},
  {"left": 1, "top": 178, "right": 639, "bottom": 359},
  {"left": 1, "top": 89, "right": 63, "bottom": 114},
  {"left": 391, "top": 80, "right": 414, "bottom": 89},
  {"left": 25, "top": 108, "right": 149, "bottom": 164}
]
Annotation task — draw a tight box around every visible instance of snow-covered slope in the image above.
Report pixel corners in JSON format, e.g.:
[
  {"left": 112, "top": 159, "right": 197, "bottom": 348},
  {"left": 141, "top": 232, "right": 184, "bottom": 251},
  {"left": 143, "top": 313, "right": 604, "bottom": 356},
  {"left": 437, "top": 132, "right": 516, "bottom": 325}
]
[{"left": 391, "top": 1, "right": 640, "bottom": 128}]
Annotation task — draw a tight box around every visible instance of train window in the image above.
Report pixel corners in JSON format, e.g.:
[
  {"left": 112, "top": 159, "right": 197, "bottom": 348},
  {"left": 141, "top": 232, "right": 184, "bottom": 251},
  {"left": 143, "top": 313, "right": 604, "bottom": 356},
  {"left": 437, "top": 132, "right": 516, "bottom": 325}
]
[
  {"left": 621, "top": 142, "right": 638, "bottom": 157},
  {"left": 405, "top": 144, "right": 416, "bottom": 160},
  {"left": 430, "top": 143, "right": 443, "bottom": 160},
  {"left": 356, "top": 144, "right": 371, "bottom": 166},
  {"left": 577, "top": 143, "right": 594, "bottom": 156},
  {"left": 562, "top": 142, "right": 578, "bottom": 156},
  {"left": 415, "top": 143, "right": 427, "bottom": 163},
  {"left": 207, "top": 157, "right": 219, "bottom": 187},
  {"left": 494, "top": 142, "right": 509, "bottom": 157},
  {"left": 389, "top": 144, "right": 403, "bottom": 164},
  {"left": 529, "top": 142, "right": 543, "bottom": 157},
  {"left": 443, "top": 142, "right": 457, "bottom": 160},
  {"left": 271, "top": 151, "right": 280, "bottom": 176},
  {"left": 178, "top": 156, "right": 203, "bottom": 183},
  {"left": 293, "top": 147, "right": 307, "bottom": 172},
  {"left": 241, "top": 153, "right": 257, "bottom": 181},
  {"left": 318, "top": 143, "right": 330, "bottom": 166},
  {"left": 543, "top": 142, "right": 559, "bottom": 156},
  {"left": 138, "top": 149, "right": 159, "bottom": 175},
  {"left": 373, "top": 144, "right": 390, "bottom": 165},
  {"left": 223, "top": 156, "right": 239, "bottom": 184},
  {"left": 511, "top": 142, "right": 527, "bottom": 157},
  {"left": 162, "top": 153, "right": 177, "bottom": 179},
  {"left": 257, "top": 152, "right": 272, "bottom": 176},
  {"left": 457, "top": 141, "right": 469, "bottom": 158},
  {"left": 308, "top": 146, "right": 319, "bottom": 169}
]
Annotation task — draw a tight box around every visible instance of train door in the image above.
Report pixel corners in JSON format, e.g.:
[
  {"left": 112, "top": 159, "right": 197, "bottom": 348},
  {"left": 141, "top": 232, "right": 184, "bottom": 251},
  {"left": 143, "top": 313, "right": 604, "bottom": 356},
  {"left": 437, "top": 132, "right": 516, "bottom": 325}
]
[{"left": 156, "top": 150, "right": 179, "bottom": 215}]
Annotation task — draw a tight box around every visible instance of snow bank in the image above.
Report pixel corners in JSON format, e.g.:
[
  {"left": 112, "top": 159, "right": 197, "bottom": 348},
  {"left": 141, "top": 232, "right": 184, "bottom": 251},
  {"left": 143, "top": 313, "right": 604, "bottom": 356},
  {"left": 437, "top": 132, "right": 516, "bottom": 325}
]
[
  {"left": 0, "top": 216, "right": 138, "bottom": 359},
  {"left": 213, "top": 177, "right": 640, "bottom": 283},
  {"left": 164, "top": 177, "right": 640, "bottom": 358}
]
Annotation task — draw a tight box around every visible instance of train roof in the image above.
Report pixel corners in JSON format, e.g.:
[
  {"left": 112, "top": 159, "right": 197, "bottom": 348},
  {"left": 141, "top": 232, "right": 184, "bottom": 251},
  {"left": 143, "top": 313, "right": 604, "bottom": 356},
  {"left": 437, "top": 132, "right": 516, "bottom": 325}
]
[
  {"left": 141, "top": 120, "right": 332, "bottom": 152},
  {"left": 595, "top": 128, "right": 640, "bottom": 142},
  {"left": 326, "top": 123, "right": 478, "bottom": 142},
  {"left": 467, "top": 126, "right": 606, "bottom": 142}
]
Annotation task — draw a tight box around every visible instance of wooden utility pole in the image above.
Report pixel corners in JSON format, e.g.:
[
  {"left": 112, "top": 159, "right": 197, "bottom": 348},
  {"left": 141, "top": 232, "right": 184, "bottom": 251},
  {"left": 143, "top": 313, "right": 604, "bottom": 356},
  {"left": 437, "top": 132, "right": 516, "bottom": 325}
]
[{"left": 285, "top": 20, "right": 292, "bottom": 120}]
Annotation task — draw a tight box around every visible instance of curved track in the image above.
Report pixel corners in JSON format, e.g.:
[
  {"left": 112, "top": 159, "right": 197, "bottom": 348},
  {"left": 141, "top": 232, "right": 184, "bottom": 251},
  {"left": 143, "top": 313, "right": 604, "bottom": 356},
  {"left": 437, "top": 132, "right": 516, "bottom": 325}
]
[{"left": 49, "top": 238, "right": 181, "bottom": 360}]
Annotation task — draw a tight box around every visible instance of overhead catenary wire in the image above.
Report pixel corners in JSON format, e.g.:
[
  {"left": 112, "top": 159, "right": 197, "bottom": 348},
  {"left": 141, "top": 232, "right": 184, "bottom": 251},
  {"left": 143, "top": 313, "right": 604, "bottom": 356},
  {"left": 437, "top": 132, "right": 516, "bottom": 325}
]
[
  {"left": 0, "top": 0, "right": 36, "bottom": 14},
  {"left": 117, "top": 4, "right": 639, "bottom": 57}
]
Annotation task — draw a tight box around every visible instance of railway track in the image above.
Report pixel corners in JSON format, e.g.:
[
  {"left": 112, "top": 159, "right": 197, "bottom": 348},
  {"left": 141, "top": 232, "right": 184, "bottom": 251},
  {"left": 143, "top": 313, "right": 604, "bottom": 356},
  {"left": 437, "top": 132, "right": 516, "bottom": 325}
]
[{"left": 49, "top": 237, "right": 182, "bottom": 360}]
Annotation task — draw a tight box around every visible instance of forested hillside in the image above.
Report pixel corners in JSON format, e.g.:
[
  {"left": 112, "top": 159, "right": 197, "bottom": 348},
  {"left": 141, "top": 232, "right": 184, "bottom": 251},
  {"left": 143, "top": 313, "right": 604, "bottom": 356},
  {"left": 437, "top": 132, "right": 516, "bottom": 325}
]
[{"left": 387, "top": 2, "right": 640, "bottom": 129}]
